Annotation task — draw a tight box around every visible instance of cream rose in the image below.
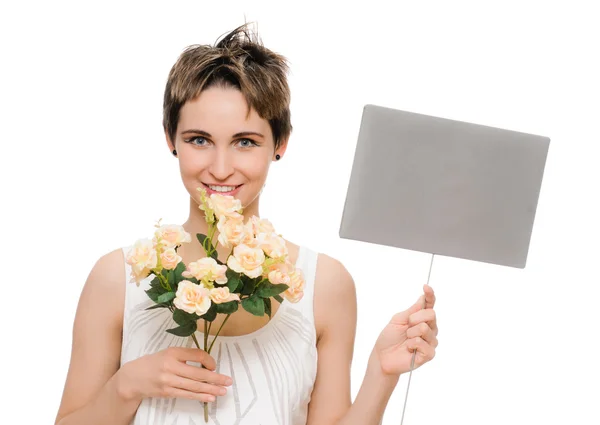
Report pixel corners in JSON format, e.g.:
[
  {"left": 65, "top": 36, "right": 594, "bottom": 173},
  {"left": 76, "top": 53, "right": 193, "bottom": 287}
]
[
  {"left": 283, "top": 267, "right": 305, "bottom": 303},
  {"left": 256, "top": 232, "right": 288, "bottom": 259},
  {"left": 125, "top": 239, "right": 158, "bottom": 285},
  {"left": 250, "top": 216, "right": 275, "bottom": 236},
  {"left": 217, "top": 216, "right": 253, "bottom": 249},
  {"left": 154, "top": 224, "right": 191, "bottom": 248},
  {"left": 209, "top": 194, "right": 243, "bottom": 221},
  {"left": 173, "top": 281, "right": 211, "bottom": 315},
  {"left": 209, "top": 287, "right": 241, "bottom": 304},
  {"left": 227, "top": 244, "right": 266, "bottom": 278},
  {"left": 182, "top": 257, "right": 228, "bottom": 284},
  {"left": 244, "top": 235, "right": 261, "bottom": 249},
  {"left": 267, "top": 262, "right": 293, "bottom": 285},
  {"left": 283, "top": 285, "right": 304, "bottom": 303},
  {"left": 160, "top": 247, "right": 181, "bottom": 270}
]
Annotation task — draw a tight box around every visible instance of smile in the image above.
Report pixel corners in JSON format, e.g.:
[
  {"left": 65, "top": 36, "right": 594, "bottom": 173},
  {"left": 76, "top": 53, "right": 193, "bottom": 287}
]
[{"left": 203, "top": 183, "right": 242, "bottom": 195}]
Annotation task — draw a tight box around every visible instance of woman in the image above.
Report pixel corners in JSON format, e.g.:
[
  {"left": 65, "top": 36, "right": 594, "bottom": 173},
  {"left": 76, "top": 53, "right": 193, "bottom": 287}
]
[{"left": 54, "top": 24, "right": 438, "bottom": 425}]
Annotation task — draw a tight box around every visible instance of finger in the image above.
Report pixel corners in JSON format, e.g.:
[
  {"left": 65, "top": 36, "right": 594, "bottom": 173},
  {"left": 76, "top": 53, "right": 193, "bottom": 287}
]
[
  {"left": 423, "top": 284, "right": 435, "bottom": 309},
  {"left": 406, "top": 337, "right": 436, "bottom": 364},
  {"left": 391, "top": 289, "right": 438, "bottom": 326},
  {"left": 406, "top": 322, "right": 438, "bottom": 348},
  {"left": 408, "top": 308, "right": 436, "bottom": 330},
  {"left": 171, "top": 347, "right": 217, "bottom": 370},
  {"left": 169, "top": 375, "right": 229, "bottom": 397},
  {"left": 392, "top": 294, "right": 425, "bottom": 324},
  {"left": 177, "top": 362, "right": 233, "bottom": 387},
  {"left": 165, "top": 387, "right": 217, "bottom": 403},
  {"left": 406, "top": 322, "right": 430, "bottom": 342}
]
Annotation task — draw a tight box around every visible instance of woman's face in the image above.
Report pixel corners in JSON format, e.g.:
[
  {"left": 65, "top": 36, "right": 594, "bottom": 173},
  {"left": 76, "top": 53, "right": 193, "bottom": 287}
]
[{"left": 169, "top": 86, "right": 286, "bottom": 213}]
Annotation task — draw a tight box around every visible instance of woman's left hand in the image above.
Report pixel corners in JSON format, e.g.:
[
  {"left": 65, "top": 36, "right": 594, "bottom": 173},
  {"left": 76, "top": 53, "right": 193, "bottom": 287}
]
[{"left": 374, "top": 284, "right": 438, "bottom": 376}]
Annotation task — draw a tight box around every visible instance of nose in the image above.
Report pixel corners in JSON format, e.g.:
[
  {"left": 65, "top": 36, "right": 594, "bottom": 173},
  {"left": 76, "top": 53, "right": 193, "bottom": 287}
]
[{"left": 208, "top": 148, "right": 235, "bottom": 181}]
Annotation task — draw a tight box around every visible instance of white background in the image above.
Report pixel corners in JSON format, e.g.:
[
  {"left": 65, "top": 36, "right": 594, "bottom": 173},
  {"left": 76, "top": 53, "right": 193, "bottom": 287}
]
[{"left": 1, "top": 1, "right": 599, "bottom": 424}]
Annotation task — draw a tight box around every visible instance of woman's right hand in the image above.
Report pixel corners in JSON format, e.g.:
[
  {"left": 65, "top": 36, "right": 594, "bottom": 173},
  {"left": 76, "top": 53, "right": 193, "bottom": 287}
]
[{"left": 117, "top": 347, "right": 233, "bottom": 403}]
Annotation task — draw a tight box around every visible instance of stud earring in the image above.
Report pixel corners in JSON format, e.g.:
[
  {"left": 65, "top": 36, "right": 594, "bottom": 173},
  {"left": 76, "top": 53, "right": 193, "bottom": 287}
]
[
  {"left": 172, "top": 149, "right": 177, "bottom": 156},
  {"left": 275, "top": 154, "right": 281, "bottom": 160}
]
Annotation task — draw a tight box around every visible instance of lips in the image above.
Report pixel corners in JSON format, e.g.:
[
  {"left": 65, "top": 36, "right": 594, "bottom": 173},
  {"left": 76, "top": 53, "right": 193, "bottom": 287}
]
[{"left": 203, "top": 183, "right": 242, "bottom": 196}]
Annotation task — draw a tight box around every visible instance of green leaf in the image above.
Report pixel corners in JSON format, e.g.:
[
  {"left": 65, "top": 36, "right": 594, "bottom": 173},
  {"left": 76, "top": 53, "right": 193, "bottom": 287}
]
[
  {"left": 173, "top": 309, "right": 196, "bottom": 326},
  {"left": 197, "top": 233, "right": 216, "bottom": 253},
  {"left": 226, "top": 269, "right": 242, "bottom": 293},
  {"left": 197, "top": 233, "right": 220, "bottom": 262},
  {"left": 200, "top": 302, "right": 217, "bottom": 322},
  {"left": 145, "top": 287, "right": 163, "bottom": 303},
  {"left": 227, "top": 278, "right": 242, "bottom": 293},
  {"left": 157, "top": 292, "right": 176, "bottom": 304},
  {"left": 150, "top": 275, "right": 163, "bottom": 290},
  {"left": 274, "top": 295, "right": 284, "bottom": 303},
  {"left": 264, "top": 297, "right": 272, "bottom": 318},
  {"left": 256, "top": 283, "right": 289, "bottom": 298},
  {"left": 226, "top": 267, "right": 238, "bottom": 279},
  {"left": 215, "top": 301, "right": 239, "bottom": 314},
  {"left": 240, "top": 277, "right": 257, "bottom": 296},
  {"left": 173, "top": 262, "right": 187, "bottom": 284},
  {"left": 166, "top": 322, "right": 197, "bottom": 337},
  {"left": 242, "top": 295, "right": 265, "bottom": 317},
  {"left": 167, "top": 271, "right": 175, "bottom": 290},
  {"left": 197, "top": 233, "right": 209, "bottom": 248},
  {"left": 145, "top": 303, "right": 168, "bottom": 311}
]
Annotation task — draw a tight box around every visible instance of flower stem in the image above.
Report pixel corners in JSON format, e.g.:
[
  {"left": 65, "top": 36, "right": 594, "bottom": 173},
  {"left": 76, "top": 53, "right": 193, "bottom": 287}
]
[
  {"left": 207, "top": 224, "right": 217, "bottom": 257},
  {"left": 190, "top": 333, "right": 201, "bottom": 349},
  {"left": 207, "top": 314, "right": 231, "bottom": 354},
  {"left": 191, "top": 331, "right": 209, "bottom": 423},
  {"left": 158, "top": 273, "right": 172, "bottom": 292},
  {"left": 203, "top": 320, "right": 209, "bottom": 351}
]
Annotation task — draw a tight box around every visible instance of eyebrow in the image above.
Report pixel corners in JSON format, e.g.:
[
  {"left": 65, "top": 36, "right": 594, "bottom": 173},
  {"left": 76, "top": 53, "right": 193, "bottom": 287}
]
[{"left": 180, "top": 129, "right": 265, "bottom": 138}]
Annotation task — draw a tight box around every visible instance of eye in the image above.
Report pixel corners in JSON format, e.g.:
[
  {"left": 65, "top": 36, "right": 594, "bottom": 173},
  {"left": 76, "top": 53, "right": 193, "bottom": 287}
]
[
  {"left": 184, "top": 136, "right": 209, "bottom": 146},
  {"left": 236, "top": 138, "right": 258, "bottom": 148}
]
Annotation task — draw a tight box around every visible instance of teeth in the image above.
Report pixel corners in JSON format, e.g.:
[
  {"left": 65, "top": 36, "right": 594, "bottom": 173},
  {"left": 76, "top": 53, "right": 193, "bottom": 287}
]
[{"left": 208, "top": 185, "right": 237, "bottom": 193}]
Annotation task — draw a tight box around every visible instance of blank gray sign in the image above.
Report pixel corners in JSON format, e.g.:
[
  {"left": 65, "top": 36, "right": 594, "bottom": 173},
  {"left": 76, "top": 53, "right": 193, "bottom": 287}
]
[{"left": 339, "top": 105, "right": 550, "bottom": 268}]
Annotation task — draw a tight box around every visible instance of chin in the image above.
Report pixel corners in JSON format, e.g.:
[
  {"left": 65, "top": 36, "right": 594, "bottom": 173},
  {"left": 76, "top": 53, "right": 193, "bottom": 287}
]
[{"left": 240, "top": 192, "right": 261, "bottom": 213}]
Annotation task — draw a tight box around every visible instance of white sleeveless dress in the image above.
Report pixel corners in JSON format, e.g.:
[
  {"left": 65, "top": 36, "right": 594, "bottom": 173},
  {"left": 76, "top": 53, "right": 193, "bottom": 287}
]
[{"left": 120, "top": 245, "right": 319, "bottom": 425}]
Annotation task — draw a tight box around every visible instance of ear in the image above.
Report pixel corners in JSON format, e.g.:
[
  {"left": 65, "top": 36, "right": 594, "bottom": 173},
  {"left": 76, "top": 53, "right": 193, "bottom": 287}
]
[{"left": 274, "top": 137, "right": 289, "bottom": 160}]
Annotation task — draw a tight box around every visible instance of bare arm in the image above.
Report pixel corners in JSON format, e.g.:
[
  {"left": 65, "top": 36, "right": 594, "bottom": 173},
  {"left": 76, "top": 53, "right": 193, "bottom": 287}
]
[
  {"left": 305, "top": 255, "right": 401, "bottom": 425},
  {"left": 305, "top": 255, "right": 356, "bottom": 424},
  {"left": 54, "top": 248, "right": 140, "bottom": 425}
]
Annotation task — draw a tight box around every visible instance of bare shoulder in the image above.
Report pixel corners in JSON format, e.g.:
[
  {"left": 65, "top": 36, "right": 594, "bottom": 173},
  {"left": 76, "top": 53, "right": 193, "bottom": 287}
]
[
  {"left": 313, "top": 253, "right": 357, "bottom": 340},
  {"left": 87, "top": 247, "right": 127, "bottom": 291},
  {"left": 284, "top": 239, "right": 355, "bottom": 294},
  {"left": 314, "top": 253, "right": 355, "bottom": 293},
  {"left": 74, "top": 247, "right": 127, "bottom": 335},
  {"left": 72, "top": 247, "right": 129, "bottom": 342},
  {"left": 80, "top": 247, "right": 128, "bottom": 314},
  {"left": 283, "top": 240, "right": 357, "bottom": 339}
]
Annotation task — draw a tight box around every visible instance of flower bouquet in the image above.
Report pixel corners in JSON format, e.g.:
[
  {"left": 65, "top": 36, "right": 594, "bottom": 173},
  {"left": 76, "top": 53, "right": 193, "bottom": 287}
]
[{"left": 125, "top": 188, "right": 305, "bottom": 422}]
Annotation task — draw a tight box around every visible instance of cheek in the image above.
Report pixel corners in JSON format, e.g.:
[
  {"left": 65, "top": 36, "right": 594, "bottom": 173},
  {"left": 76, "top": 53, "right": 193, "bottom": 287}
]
[
  {"left": 180, "top": 154, "right": 207, "bottom": 176},
  {"left": 178, "top": 155, "right": 210, "bottom": 196},
  {"left": 244, "top": 154, "right": 271, "bottom": 179}
]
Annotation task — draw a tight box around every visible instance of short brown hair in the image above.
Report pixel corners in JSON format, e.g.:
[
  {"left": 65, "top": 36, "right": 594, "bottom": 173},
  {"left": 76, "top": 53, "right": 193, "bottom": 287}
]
[{"left": 162, "top": 23, "right": 292, "bottom": 149}]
